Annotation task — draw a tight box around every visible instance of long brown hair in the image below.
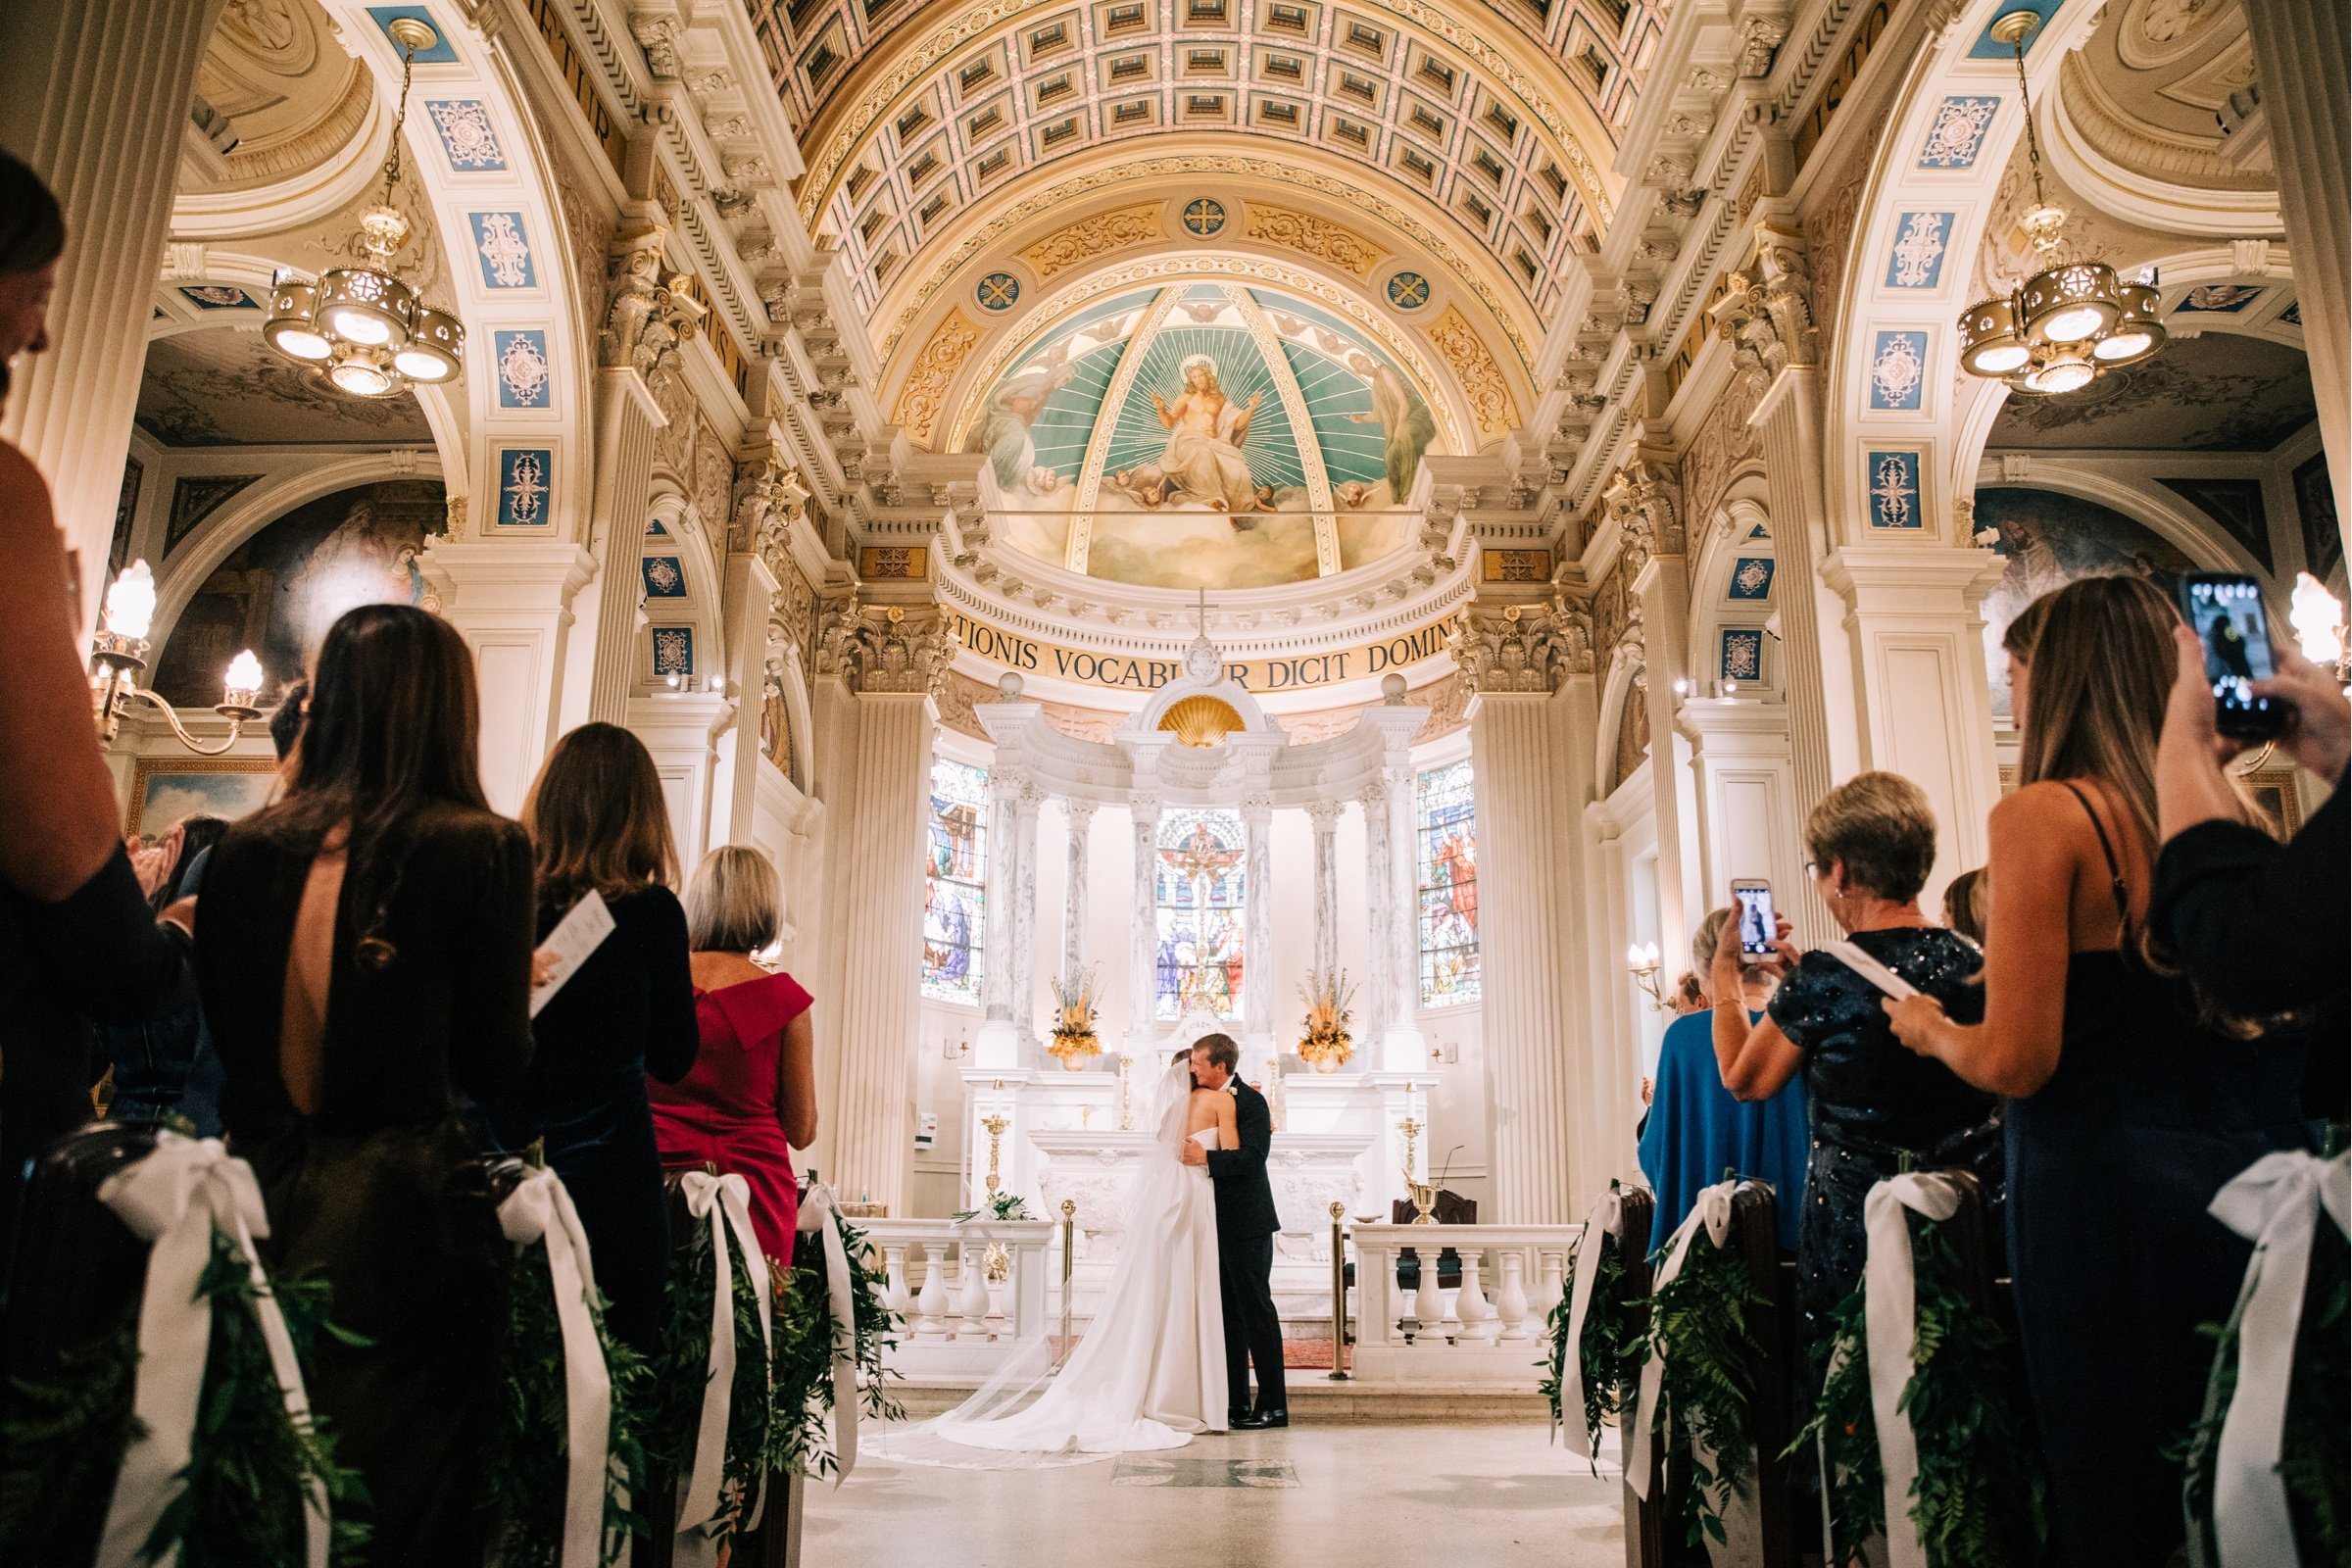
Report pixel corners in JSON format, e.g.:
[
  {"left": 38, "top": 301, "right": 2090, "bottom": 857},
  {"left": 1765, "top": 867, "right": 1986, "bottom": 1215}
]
[
  {"left": 2015, "top": 575, "right": 2180, "bottom": 869},
  {"left": 523, "top": 721, "right": 677, "bottom": 921}
]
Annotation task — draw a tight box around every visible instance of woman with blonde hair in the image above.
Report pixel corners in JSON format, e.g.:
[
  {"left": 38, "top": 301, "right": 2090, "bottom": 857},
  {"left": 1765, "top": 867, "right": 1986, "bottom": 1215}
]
[
  {"left": 487, "top": 721, "right": 698, "bottom": 1357},
  {"left": 1887, "top": 575, "right": 2309, "bottom": 1565},
  {"left": 652, "top": 845, "right": 816, "bottom": 1264}
]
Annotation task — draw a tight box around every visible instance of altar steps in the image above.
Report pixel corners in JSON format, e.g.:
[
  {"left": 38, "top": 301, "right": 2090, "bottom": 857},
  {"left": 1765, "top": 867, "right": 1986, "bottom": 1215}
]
[{"left": 884, "top": 1379, "right": 1553, "bottom": 1423}]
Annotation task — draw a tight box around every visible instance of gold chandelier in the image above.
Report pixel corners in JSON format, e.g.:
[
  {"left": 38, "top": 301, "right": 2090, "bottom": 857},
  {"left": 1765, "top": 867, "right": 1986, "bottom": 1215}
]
[
  {"left": 263, "top": 17, "right": 463, "bottom": 397},
  {"left": 1957, "top": 12, "right": 2165, "bottom": 396}
]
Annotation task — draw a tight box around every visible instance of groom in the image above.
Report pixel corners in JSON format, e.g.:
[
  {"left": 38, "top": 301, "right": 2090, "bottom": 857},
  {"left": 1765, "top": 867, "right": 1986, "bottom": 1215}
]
[{"left": 1179, "top": 1033, "right": 1287, "bottom": 1429}]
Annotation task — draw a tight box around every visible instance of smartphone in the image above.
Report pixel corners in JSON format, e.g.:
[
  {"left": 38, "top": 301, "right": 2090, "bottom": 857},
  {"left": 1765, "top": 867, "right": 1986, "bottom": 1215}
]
[
  {"left": 2179, "top": 572, "right": 2288, "bottom": 741},
  {"left": 1731, "top": 880, "right": 1776, "bottom": 956}
]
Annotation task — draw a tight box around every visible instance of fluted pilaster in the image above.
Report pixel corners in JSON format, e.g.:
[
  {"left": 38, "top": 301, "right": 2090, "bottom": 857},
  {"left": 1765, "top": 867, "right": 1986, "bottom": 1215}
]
[
  {"left": 585, "top": 368, "right": 664, "bottom": 722},
  {"left": 1304, "top": 800, "right": 1343, "bottom": 978},
  {"left": 1241, "top": 794, "right": 1274, "bottom": 1062},
  {"left": 1061, "top": 797, "right": 1095, "bottom": 989},
  {"left": 1010, "top": 781, "right": 1044, "bottom": 1046},
  {"left": 1129, "top": 790, "right": 1162, "bottom": 1044}
]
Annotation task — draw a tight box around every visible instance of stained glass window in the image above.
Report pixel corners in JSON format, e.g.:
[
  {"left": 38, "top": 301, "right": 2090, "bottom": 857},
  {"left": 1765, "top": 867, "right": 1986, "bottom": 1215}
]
[
  {"left": 1153, "top": 809, "right": 1246, "bottom": 1020},
  {"left": 922, "top": 758, "right": 988, "bottom": 1004},
  {"left": 1416, "top": 760, "right": 1480, "bottom": 1006}
]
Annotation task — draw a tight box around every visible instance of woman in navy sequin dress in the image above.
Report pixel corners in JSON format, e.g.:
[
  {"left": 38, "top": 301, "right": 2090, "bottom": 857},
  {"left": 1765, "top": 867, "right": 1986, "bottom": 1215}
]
[{"left": 1709, "top": 771, "right": 1998, "bottom": 1352}]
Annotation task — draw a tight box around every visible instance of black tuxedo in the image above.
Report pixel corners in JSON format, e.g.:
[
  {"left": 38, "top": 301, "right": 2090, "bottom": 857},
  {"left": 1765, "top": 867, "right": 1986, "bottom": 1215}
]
[{"left": 1204, "top": 1077, "right": 1286, "bottom": 1417}]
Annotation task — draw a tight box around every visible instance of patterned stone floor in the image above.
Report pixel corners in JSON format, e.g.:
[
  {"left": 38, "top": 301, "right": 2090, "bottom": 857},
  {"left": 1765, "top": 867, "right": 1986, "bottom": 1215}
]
[{"left": 804, "top": 1422, "right": 1625, "bottom": 1566}]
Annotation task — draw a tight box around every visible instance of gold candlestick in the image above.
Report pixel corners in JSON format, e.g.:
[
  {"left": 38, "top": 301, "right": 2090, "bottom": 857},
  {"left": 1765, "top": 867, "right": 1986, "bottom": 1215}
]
[
  {"left": 1117, "top": 1054, "right": 1133, "bottom": 1130},
  {"left": 980, "top": 1109, "right": 1010, "bottom": 1197}
]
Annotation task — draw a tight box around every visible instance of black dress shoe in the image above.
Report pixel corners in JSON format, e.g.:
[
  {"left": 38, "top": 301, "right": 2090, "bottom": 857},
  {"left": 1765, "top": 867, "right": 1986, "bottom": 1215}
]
[{"left": 1235, "top": 1408, "right": 1288, "bottom": 1430}]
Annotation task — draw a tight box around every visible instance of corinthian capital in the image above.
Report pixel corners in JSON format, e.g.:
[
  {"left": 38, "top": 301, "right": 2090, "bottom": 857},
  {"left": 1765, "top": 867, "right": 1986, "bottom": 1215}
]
[
  {"left": 830, "top": 605, "right": 955, "bottom": 697},
  {"left": 1450, "top": 605, "right": 1569, "bottom": 695},
  {"left": 1602, "top": 460, "right": 1686, "bottom": 577}
]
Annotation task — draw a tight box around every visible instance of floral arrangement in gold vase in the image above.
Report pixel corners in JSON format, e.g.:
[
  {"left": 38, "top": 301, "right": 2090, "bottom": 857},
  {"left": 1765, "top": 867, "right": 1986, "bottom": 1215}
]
[
  {"left": 1295, "top": 967, "right": 1358, "bottom": 1073},
  {"left": 1047, "top": 966, "right": 1102, "bottom": 1070}
]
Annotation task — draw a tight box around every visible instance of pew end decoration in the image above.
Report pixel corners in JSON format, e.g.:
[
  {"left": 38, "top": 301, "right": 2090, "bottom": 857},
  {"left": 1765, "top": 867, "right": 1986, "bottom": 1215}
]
[
  {"left": 2184, "top": 1150, "right": 2348, "bottom": 1568},
  {"left": 771, "top": 1188, "right": 903, "bottom": 1481},
  {"left": 1296, "top": 967, "right": 1358, "bottom": 1073},
  {"left": 0, "top": 1125, "right": 366, "bottom": 1568},
  {"left": 1797, "top": 1169, "right": 2044, "bottom": 1568},
  {"left": 1047, "top": 968, "right": 1102, "bottom": 1069},
  {"left": 1542, "top": 1181, "right": 1648, "bottom": 1470}
]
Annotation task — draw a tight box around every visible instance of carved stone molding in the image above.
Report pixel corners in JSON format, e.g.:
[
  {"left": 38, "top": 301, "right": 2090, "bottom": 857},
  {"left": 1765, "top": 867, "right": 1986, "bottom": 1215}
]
[
  {"left": 1019, "top": 202, "right": 1163, "bottom": 279},
  {"left": 1603, "top": 461, "right": 1686, "bottom": 579},
  {"left": 598, "top": 226, "right": 704, "bottom": 384},
  {"left": 824, "top": 605, "right": 955, "bottom": 696},
  {"left": 891, "top": 308, "right": 981, "bottom": 446},
  {"left": 1241, "top": 205, "right": 1385, "bottom": 277},
  {"left": 1738, "top": 12, "right": 1791, "bottom": 77},
  {"left": 1451, "top": 606, "right": 1567, "bottom": 694}
]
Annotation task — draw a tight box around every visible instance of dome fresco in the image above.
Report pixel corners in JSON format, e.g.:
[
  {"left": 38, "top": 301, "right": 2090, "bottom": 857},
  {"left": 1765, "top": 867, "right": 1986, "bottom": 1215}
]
[{"left": 961, "top": 281, "right": 1446, "bottom": 591}]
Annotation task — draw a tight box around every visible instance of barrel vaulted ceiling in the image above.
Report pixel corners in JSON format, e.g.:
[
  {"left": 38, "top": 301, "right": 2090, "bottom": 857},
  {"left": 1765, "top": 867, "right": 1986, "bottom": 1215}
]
[{"left": 745, "top": 0, "right": 1664, "bottom": 337}]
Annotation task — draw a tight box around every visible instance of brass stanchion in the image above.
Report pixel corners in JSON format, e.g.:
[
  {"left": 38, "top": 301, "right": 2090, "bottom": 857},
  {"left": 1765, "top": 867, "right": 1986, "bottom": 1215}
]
[
  {"left": 1056, "top": 1197, "right": 1077, "bottom": 1366},
  {"left": 1327, "top": 1200, "right": 1349, "bottom": 1382}
]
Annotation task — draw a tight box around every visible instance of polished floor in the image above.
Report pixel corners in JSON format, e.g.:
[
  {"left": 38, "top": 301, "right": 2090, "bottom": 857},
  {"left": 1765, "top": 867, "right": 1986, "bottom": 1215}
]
[{"left": 805, "top": 1423, "right": 1625, "bottom": 1566}]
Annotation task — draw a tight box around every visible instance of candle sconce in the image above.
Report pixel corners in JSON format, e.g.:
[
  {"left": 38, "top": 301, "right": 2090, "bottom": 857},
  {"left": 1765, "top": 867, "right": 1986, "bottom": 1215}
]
[
  {"left": 89, "top": 562, "right": 265, "bottom": 755},
  {"left": 1626, "top": 942, "right": 1671, "bottom": 1011}
]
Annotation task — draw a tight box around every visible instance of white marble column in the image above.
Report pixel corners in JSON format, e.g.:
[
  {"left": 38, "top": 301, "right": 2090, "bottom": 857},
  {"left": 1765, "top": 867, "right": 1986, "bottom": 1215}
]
[
  {"left": 1304, "top": 799, "right": 1343, "bottom": 977},
  {"left": 1377, "top": 758, "right": 1422, "bottom": 1068},
  {"left": 828, "top": 689, "right": 938, "bottom": 1213},
  {"left": 1010, "top": 781, "right": 1044, "bottom": 1048},
  {"left": 584, "top": 368, "right": 665, "bottom": 722},
  {"left": 2241, "top": 0, "right": 2350, "bottom": 544},
  {"left": 1633, "top": 552, "right": 1701, "bottom": 954},
  {"left": 1060, "top": 796, "right": 1095, "bottom": 988},
  {"left": 1241, "top": 793, "right": 1275, "bottom": 1066},
  {"left": 1359, "top": 781, "right": 1393, "bottom": 1047},
  {"left": 973, "top": 766, "right": 1023, "bottom": 1067},
  {"left": 1128, "top": 788, "right": 1162, "bottom": 1046},
  {"left": 417, "top": 539, "right": 598, "bottom": 815},
  {"left": 710, "top": 549, "right": 779, "bottom": 847},
  {"left": 624, "top": 692, "right": 732, "bottom": 872},
  {"left": 1676, "top": 698, "right": 1805, "bottom": 926},
  {"left": 0, "top": 0, "right": 222, "bottom": 632}
]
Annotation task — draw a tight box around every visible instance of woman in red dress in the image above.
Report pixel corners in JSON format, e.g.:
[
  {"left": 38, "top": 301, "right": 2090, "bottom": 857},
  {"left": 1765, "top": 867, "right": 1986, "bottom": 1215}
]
[{"left": 652, "top": 845, "right": 817, "bottom": 1263}]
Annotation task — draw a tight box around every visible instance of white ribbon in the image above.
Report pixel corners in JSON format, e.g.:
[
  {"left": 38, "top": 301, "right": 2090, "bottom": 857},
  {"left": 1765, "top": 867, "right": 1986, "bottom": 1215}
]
[
  {"left": 1625, "top": 1179, "right": 1737, "bottom": 1501},
  {"left": 1555, "top": 1187, "right": 1628, "bottom": 1458},
  {"left": 674, "top": 1170, "right": 774, "bottom": 1568},
  {"left": 2204, "top": 1150, "right": 2350, "bottom": 1568},
  {"left": 94, "top": 1133, "right": 328, "bottom": 1568},
  {"left": 1860, "top": 1171, "right": 1966, "bottom": 1568},
  {"left": 794, "top": 1180, "right": 863, "bottom": 1487},
  {"left": 497, "top": 1167, "right": 613, "bottom": 1568}
]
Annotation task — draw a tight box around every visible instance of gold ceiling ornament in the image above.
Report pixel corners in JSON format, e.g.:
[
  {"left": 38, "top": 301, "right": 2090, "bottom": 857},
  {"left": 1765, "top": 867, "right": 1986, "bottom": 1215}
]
[
  {"left": 262, "top": 17, "right": 463, "bottom": 398},
  {"left": 1242, "top": 206, "right": 1385, "bottom": 278},
  {"left": 1425, "top": 304, "right": 1518, "bottom": 440},
  {"left": 1020, "top": 203, "right": 1164, "bottom": 278},
  {"left": 1158, "top": 694, "right": 1247, "bottom": 747},
  {"left": 1956, "top": 12, "right": 2165, "bottom": 396},
  {"left": 891, "top": 306, "right": 982, "bottom": 444}
]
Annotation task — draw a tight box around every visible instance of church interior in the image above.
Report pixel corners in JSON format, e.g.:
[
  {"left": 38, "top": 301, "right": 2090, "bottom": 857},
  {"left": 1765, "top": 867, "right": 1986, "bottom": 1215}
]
[{"left": 1, "top": 0, "right": 2345, "bottom": 1562}]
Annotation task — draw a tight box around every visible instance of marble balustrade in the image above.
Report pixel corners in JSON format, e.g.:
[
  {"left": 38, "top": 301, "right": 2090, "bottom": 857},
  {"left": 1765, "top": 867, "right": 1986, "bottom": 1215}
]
[{"left": 1348, "top": 1224, "right": 1577, "bottom": 1387}]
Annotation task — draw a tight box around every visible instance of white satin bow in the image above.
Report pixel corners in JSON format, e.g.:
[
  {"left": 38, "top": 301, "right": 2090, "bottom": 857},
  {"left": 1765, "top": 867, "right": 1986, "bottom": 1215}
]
[
  {"left": 2203, "top": 1150, "right": 2350, "bottom": 1568},
  {"left": 1625, "top": 1180, "right": 1737, "bottom": 1499},
  {"left": 1555, "top": 1186, "right": 1629, "bottom": 1458},
  {"left": 673, "top": 1170, "right": 774, "bottom": 1568},
  {"left": 497, "top": 1167, "right": 613, "bottom": 1568},
  {"left": 94, "top": 1132, "right": 328, "bottom": 1568},
  {"left": 795, "top": 1180, "right": 863, "bottom": 1486},
  {"left": 1859, "top": 1171, "right": 1966, "bottom": 1568}
]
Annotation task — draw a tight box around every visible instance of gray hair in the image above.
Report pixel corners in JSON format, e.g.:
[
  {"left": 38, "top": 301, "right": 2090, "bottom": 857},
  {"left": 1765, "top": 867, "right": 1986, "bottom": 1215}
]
[{"left": 685, "top": 844, "right": 781, "bottom": 954}]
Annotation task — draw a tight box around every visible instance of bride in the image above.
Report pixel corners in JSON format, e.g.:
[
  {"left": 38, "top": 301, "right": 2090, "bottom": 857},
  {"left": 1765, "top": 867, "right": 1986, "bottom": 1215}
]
[{"left": 868, "top": 1054, "right": 1234, "bottom": 1466}]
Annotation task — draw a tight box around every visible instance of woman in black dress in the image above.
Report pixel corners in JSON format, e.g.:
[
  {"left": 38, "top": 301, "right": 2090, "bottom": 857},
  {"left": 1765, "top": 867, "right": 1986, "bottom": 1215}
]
[
  {"left": 1707, "top": 770, "right": 1998, "bottom": 1354},
  {"left": 486, "top": 721, "right": 698, "bottom": 1357},
  {"left": 194, "top": 604, "right": 536, "bottom": 1566},
  {"left": 1887, "top": 577, "right": 2310, "bottom": 1566}
]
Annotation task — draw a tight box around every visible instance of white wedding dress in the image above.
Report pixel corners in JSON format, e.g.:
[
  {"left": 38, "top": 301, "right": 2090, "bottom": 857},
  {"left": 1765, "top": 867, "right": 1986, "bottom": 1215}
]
[{"left": 866, "top": 1063, "right": 1228, "bottom": 1467}]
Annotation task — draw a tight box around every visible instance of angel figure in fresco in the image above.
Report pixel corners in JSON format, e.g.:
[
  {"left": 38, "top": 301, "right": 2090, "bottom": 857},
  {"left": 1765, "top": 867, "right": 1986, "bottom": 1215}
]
[
  {"left": 1344, "top": 353, "right": 1437, "bottom": 502},
  {"left": 1147, "top": 355, "right": 1274, "bottom": 517},
  {"left": 967, "top": 364, "right": 1073, "bottom": 492}
]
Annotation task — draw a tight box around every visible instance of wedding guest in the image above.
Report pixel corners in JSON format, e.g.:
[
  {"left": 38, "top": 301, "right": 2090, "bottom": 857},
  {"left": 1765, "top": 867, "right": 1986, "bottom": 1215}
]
[
  {"left": 1706, "top": 773, "right": 2000, "bottom": 1351},
  {"left": 2153, "top": 622, "right": 2349, "bottom": 1125},
  {"left": 97, "top": 814, "right": 230, "bottom": 1133},
  {"left": 1886, "top": 576, "right": 2310, "bottom": 1566},
  {"left": 0, "top": 149, "right": 193, "bottom": 1245},
  {"left": 1637, "top": 908, "right": 1807, "bottom": 1253},
  {"left": 269, "top": 676, "right": 309, "bottom": 767},
  {"left": 653, "top": 846, "right": 816, "bottom": 1266},
  {"left": 195, "top": 603, "right": 535, "bottom": 1566},
  {"left": 487, "top": 722, "right": 697, "bottom": 1356},
  {"left": 2000, "top": 592, "right": 2053, "bottom": 723},
  {"left": 1940, "top": 866, "right": 1987, "bottom": 947}
]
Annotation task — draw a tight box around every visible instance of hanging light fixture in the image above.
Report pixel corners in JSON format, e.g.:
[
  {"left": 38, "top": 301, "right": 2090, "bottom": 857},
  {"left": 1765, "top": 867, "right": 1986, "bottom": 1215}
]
[
  {"left": 88, "top": 562, "right": 267, "bottom": 754},
  {"left": 1957, "top": 12, "right": 2165, "bottom": 395},
  {"left": 263, "top": 17, "right": 463, "bottom": 397}
]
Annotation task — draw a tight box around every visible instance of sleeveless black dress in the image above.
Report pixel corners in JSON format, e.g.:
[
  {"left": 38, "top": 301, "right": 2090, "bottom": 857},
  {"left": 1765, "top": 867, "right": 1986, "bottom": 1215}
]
[
  {"left": 1766, "top": 926, "right": 1999, "bottom": 1352},
  {"left": 2007, "top": 785, "right": 2310, "bottom": 1566}
]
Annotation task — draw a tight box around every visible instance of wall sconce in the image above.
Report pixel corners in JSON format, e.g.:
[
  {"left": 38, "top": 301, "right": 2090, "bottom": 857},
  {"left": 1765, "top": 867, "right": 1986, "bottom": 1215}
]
[
  {"left": 1626, "top": 941, "right": 1670, "bottom": 1011},
  {"left": 2291, "top": 571, "right": 2348, "bottom": 686},
  {"left": 89, "top": 562, "right": 264, "bottom": 755}
]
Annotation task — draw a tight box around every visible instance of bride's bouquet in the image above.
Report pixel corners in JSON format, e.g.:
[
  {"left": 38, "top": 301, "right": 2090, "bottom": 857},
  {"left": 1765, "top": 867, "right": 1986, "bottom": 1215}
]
[
  {"left": 1047, "top": 966, "right": 1102, "bottom": 1069},
  {"left": 1296, "top": 967, "right": 1357, "bottom": 1073}
]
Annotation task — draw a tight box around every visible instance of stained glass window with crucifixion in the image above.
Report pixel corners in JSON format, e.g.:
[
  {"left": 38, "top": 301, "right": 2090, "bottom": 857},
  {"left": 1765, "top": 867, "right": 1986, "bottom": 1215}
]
[
  {"left": 1154, "top": 808, "right": 1246, "bottom": 1020},
  {"left": 1416, "top": 760, "right": 1480, "bottom": 1005},
  {"left": 922, "top": 758, "right": 988, "bottom": 1004}
]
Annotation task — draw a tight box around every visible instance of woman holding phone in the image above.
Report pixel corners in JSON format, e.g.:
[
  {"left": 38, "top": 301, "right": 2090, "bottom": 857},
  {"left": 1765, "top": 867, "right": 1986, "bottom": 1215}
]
[
  {"left": 1706, "top": 772, "right": 1999, "bottom": 1358},
  {"left": 1885, "top": 576, "right": 2309, "bottom": 1566}
]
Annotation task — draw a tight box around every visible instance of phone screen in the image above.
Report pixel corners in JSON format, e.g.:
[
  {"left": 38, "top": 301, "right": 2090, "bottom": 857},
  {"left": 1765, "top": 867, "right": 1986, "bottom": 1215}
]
[
  {"left": 1733, "top": 883, "right": 1776, "bottom": 956},
  {"left": 2181, "top": 574, "right": 2282, "bottom": 736}
]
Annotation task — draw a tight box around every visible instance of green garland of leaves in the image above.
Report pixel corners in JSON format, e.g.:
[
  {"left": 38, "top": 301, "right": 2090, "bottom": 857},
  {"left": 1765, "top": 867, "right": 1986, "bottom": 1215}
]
[
  {"left": 1795, "top": 1211, "right": 2045, "bottom": 1568},
  {"left": 2184, "top": 1212, "right": 2348, "bottom": 1568},
  {"left": 766, "top": 1215, "right": 904, "bottom": 1480},
  {"left": 1643, "top": 1232, "right": 1766, "bottom": 1549},
  {"left": 1539, "top": 1224, "right": 1640, "bottom": 1471},
  {"left": 0, "top": 1237, "right": 369, "bottom": 1567},
  {"left": 648, "top": 1214, "right": 776, "bottom": 1554},
  {"left": 480, "top": 1238, "right": 651, "bottom": 1568}
]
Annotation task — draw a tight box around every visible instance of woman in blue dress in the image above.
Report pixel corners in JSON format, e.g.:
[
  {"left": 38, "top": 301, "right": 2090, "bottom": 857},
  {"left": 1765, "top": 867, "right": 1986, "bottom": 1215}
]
[{"left": 1637, "top": 906, "right": 1809, "bottom": 1253}]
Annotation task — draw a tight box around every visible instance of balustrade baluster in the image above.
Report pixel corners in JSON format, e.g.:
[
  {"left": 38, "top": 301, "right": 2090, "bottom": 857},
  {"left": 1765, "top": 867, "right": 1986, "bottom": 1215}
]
[
  {"left": 956, "top": 1240, "right": 991, "bottom": 1338},
  {"left": 914, "top": 1242, "right": 951, "bottom": 1340},
  {"left": 881, "top": 1243, "right": 911, "bottom": 1320},
  {"left": 1456, "top": 1249, "right": 1494, "bottom": 1344},
  {"left": 1494, "top": 1249, "right": 1532, "bottom": 1342}
]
